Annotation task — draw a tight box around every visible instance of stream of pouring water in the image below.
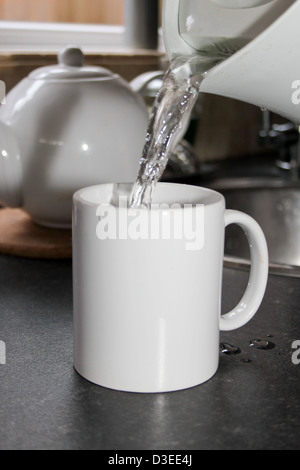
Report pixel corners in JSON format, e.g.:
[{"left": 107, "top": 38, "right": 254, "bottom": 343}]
[
  {"left": 129, "top": 52, "right": 231, "bottom": 207},
  {"left": 130, "top": 56, "right": 204, "bottom": 207},
  {"left": 111, "top": 38, "right": 248, "bottom": 208},
  {"left": 130, "top": 56, "right": 201, "bottom": 207}
]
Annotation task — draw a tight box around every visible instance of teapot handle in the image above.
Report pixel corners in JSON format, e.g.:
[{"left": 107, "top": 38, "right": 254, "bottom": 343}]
[
  {"left": 0, "top": 121, "right": 23, "bottom": 208},
  {"left": 130, "top": 71, "right": 165, "bottom": 95}
]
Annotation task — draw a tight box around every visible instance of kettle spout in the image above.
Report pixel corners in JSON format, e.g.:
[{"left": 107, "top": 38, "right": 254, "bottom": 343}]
[{"left": 0, "top": 121, "right": 23, "bottom": 207}]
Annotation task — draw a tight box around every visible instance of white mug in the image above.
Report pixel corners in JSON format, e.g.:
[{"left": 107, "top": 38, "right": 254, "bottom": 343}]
[{"left": 72, "top": 182, "right": 268, "bottom": 393}]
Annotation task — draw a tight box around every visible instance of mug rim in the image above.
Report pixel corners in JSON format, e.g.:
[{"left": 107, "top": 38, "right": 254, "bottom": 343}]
[{"left": 73, "top": 182, "right": 224, "bottom": 208}]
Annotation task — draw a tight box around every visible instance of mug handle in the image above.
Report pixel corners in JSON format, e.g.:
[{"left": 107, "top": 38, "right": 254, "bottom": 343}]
[{"left": 220, "top": 210, "right": 269, "bottom": 332}]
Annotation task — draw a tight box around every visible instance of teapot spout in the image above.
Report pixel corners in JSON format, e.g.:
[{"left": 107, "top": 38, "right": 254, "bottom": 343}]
[{"left": 0, "top": 121, "right": 23, "bottom": 207}]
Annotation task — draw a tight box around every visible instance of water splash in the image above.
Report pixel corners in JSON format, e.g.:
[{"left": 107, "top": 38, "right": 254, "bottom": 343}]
[
  {"left": 220, "top": 342, "right": 241, "bottom": 355},
  {"left": 240, "top": 358, "right": 252, "bottom": 363},
  {"left": 249, "top": 339, "right": 276, "bottom": 350}
]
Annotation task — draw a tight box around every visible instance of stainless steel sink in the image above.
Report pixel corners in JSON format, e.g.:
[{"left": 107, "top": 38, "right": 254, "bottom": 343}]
[
  {"left": 164, "top": 152, "right": 300, "bottom": 276},
  {"left": 208, "top": 177, "right": 300, "bottom": 277}
]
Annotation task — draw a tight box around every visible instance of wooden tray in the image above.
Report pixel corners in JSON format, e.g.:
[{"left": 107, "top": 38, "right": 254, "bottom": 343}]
[{"left": 0, "top": 208, "right": 72, "bottom": 259}]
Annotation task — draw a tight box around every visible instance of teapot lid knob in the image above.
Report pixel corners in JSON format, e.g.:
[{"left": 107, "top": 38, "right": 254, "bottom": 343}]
[
  {"left": 29, "top": 45, "right": 114, "bottom": 80},
  {"left": 58, "top": 46, "right": 85, "bottom": 67}
]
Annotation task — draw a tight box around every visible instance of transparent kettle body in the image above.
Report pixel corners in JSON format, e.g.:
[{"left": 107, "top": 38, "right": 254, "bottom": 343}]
[
  {"left": 163, "top": 0, "right": 300, "bottom": 123},
  {"left": 178, "top": 0, "right": 294, "bottom": 56}
]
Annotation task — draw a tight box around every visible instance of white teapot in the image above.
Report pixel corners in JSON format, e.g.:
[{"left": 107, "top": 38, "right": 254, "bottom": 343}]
[{"left": 0, "top": 46, "right": 148, "bottom": 228}]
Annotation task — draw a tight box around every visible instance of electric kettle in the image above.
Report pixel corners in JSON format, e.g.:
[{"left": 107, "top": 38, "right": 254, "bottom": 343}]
[
  {"left": 163, "top": 0, "right": 300, "bottom": 123},
  {"left": 0, "top": 46, "right": 148, "bottom": 228}
]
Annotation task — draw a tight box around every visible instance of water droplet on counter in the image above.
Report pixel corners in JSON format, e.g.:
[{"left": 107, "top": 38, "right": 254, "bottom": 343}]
[
  {"left": 220, "top": 343, "right": 241, "bottom": 355},
  {"left": 249, "top": 339, "right": 275, "bottom": 350},
  {"left": 240, "top": 358, "right": 252, "bottom": 363}
]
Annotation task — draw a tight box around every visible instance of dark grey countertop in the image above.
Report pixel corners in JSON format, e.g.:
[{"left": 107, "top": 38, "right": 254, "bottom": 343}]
[{"left": 0, "top": 253, "right": 299, "bottom": 450}]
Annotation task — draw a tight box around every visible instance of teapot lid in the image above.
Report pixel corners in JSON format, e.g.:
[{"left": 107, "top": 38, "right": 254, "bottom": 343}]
[{"left": 29, "top": 46, "right": 114, "bottom": 80}]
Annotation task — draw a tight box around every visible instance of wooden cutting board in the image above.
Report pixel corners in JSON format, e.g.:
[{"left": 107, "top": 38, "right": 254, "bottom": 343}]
[{"left": 0, "top": 208, "right": 72, "bottom": 259}]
